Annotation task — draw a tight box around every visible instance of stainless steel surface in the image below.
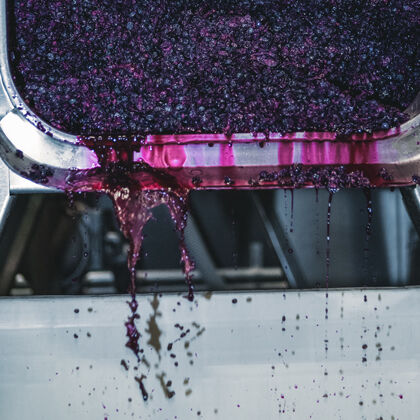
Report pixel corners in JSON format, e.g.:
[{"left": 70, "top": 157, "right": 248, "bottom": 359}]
[
  {"left": 252, "top": 192, "right": 299, "bottom": 288},
  {"left": 271, "top": 188, "right": 418, "bottom": 287},
  {"left": 0, "top": 288, "right": 419, "bottom": 419},
  {"left": 184, "top": 215, "right": 225, "bottom": 290},
  {"left": 377, "top": 191, "right": 414, "bottom": 286},
  {"left": 401, "top": 186, "right": 420, "bottom": 237},
  {"left": 0, "top": 195, "right": 42, "bottom": 295},
  {"left": 0, "top": 110, "right": 97, "bottom": 188},
  {"left": 0, "top": 157, "right": 14, "bottom": 235},
  {"left": 9, "top": 169, "right": 59, "bottom": 194},
  {"left": 0, "top": 0, "right": 419, "bottom": 191}
]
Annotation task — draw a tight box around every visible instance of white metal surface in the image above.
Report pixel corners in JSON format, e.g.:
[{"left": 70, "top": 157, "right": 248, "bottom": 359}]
[{"left": 0, "top": 288, "right": 418, "bottom": 419}]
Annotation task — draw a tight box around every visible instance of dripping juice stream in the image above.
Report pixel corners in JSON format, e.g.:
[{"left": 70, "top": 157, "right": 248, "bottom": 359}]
[
  {"left": 290, "top": 189, "right": 294, "bottom": 233},
  {"left": 363, "top": 188, "right": 373, "bottom": 284},
  {"left": 107, "top": 185, "right": 194, "bottom": 362},
  {"left": 68, "top": 139, "right": 197, "bottom": 400},
  {"left": 325, "top": 191, "right": 334, "bottom": 320}
]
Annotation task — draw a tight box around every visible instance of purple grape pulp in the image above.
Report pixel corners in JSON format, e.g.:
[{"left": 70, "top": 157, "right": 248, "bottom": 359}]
[{"left": 12, "top": 0, "right": 419, "bottom": 137}]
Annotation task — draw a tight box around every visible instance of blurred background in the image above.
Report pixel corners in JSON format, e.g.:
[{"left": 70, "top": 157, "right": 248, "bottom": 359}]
[{"left": 1, "top": 187, "right": 419, "bottom": 297}]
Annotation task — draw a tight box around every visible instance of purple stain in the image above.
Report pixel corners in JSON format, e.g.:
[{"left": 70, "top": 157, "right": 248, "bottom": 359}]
[
  {"left": 134, "top": 375, "right": 149, "bottom": 401},
  {"left": 120, "top": 359, "right": 129, "bottom": 371},
  {"left": 125, "top": 294, "right": 141, "bottom": 362}
]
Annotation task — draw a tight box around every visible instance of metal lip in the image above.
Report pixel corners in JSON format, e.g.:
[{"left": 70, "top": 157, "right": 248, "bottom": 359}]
[
  {"left": 1, "top": 284, "right": 419, "bottom": 301},
  {"left": 0, "top": 0, "right": 419, "bottom": 191}
]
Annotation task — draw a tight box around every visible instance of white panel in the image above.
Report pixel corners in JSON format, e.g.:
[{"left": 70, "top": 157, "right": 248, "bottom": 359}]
[{"left": 0, "top": 289, "right": 418, "bottom": 419}]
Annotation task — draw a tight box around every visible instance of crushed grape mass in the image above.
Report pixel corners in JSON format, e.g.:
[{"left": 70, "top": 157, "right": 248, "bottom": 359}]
[{"left": 12, "top": 0, "right": 419, "bottom": 136}]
